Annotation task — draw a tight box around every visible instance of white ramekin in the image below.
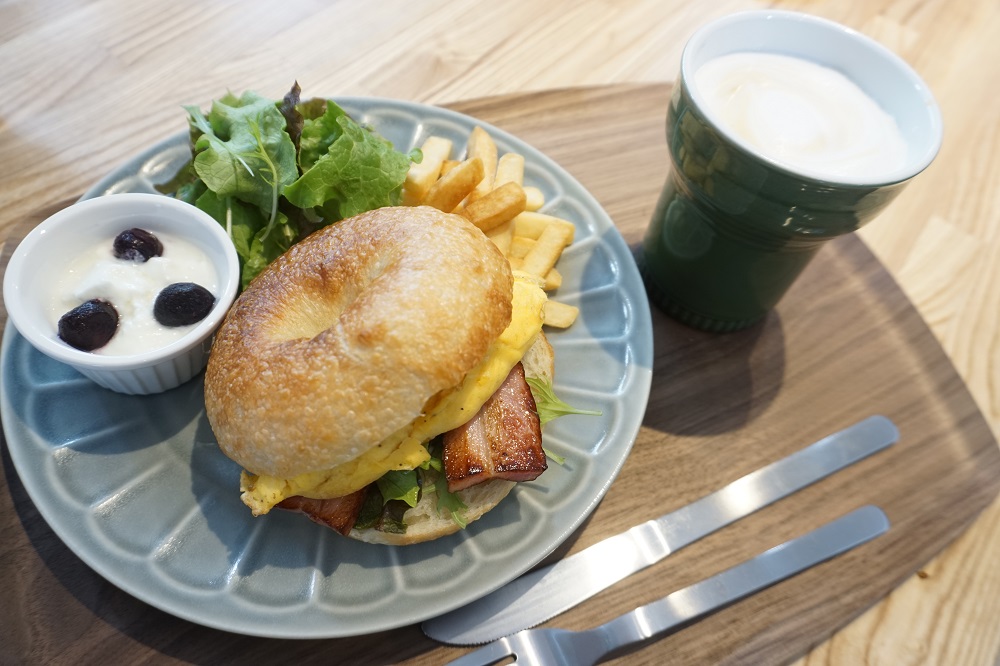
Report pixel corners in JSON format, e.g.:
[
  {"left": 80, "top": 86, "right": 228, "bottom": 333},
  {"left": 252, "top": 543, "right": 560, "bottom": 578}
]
[{"left": 3, "top": 193, "right": 239, "bottom": 395}]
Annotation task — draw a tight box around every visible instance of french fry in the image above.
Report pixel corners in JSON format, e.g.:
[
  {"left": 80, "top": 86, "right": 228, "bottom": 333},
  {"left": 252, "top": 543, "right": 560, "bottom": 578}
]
[
  {"left": 486, "top": 219, "right": 514, "bottom": 255},
  {"left": 523, "top": 186, "right": 545, "bottom": 211},
  {"left": 543, "top": 267, "right": 562, "bottom": 291},
  {"left": 408, "top": 127, "right": 578, "bottom": 328},
  {"left": 513, "top": 212, "right": 576, "bottom": 243},
  {"left": 509, "top": 258, "right": 560, "bottom": 290},
  {"left": 509, "top": 235, "right": 535, "bottom": 259},
  {"left": 403, "top": 136, "right": 453, "bottom": 205},
  {"left": 422, "top": 157, "right": 484, "bottom": 212},
  {"left": 543, "top": 300, "right": 579, "bottom": 328},
  {"left": 494, "top": 153, "right": 525, "bottom": 188},
  {"left": 520, "top": 223, "right": 572, "bottom": 278},
  {"left": 461, "top": 181, "right": 526, "bottom": 232},
  {"left": 465, "top": 126, "right": 498, "bottom": 203},
  {"left": 512, "top": 269, "right": 545, "bottom": 288}
]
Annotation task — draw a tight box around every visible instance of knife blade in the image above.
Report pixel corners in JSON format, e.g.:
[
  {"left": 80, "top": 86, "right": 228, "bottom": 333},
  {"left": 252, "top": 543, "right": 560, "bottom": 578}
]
[
  {"left": 422, "top": 414, "right": 898, "bottom": 645},
  {"left": 445, "top": 505, "right": 891, "bottom": 666}
]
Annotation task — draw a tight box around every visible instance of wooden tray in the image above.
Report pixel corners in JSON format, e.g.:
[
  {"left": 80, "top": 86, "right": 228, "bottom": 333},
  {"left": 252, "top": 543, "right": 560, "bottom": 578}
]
[{"left": 2, "top": 84, "right": 998, "bottom": 665}]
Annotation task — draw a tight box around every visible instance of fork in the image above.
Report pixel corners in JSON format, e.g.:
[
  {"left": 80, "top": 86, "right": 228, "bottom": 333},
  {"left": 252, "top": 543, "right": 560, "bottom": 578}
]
[{"left": 445, "top": 505, "right": 889, "bottom": 666}]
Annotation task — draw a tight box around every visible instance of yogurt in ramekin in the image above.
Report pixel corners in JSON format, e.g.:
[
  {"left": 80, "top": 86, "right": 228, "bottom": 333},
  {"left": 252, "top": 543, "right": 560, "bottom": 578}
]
[
  {"left": 3, "top": 193, "right": 239, "bottom": 395},
  {"left": 48, "top": 231, "right": 219, "bottom": 356}
]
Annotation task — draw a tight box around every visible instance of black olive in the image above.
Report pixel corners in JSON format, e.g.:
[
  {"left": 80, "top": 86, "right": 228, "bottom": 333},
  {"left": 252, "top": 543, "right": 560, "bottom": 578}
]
[
  {"left": 113, "top": 228, "right": 163, "bottom": 262},
  {"left": 58, "top": 299, "right": 119, "bottom": 351},
  {"left": 153, "top": 282, "right": 215, "bottom": 327}
]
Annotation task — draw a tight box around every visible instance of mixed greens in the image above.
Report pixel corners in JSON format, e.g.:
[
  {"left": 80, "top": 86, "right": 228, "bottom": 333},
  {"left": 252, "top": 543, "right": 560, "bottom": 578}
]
[{"left": 160, "top": 82, "right": 420, "bottom": 288}]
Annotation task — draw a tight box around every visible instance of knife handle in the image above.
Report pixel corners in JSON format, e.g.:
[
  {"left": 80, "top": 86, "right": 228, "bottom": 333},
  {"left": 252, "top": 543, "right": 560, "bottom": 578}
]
[{"left": 591, "top": 506, "right": 890, "bottom": 660}]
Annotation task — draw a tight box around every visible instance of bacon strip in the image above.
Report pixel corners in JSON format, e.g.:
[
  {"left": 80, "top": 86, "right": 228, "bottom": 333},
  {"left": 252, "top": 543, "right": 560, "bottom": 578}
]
[
  {"left": 443, "top": 362, "right": 546, "bottom": 492},
  {"left": 277, "top": 489, "right": 368, "bottom": 536}
]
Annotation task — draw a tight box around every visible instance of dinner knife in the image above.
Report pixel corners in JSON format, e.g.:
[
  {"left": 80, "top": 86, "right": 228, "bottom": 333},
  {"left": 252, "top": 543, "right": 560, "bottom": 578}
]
[
  {"left": 423, "top": 414, "right": 898, "bottom": 645},
  {"left": 445, "top": 505, "right": 891, "bottom": 666}
]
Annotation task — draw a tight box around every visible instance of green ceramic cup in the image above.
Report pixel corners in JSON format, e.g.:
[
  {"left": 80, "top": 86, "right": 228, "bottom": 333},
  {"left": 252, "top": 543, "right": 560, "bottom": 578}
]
[{"left": 639, "top": 10, "right": 942, "bottom": 332}]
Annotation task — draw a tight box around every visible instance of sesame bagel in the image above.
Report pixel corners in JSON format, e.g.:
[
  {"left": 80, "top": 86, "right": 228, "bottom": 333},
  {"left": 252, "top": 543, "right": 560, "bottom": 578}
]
[{"left": 204, "top": 206, "right": 514, "bottom": 479}]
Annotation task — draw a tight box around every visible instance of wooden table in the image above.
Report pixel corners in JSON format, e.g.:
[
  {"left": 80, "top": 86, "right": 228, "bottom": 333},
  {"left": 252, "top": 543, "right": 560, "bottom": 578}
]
[{"left": 2, "top": 1, "right": 998, "bottom": 664}]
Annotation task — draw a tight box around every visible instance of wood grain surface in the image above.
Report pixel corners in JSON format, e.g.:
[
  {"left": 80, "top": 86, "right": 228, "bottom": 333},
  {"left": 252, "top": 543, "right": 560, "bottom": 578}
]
[
  {"left": 2, "top": 1, "right": 1000, "bottom": 664},
  {"left": 2, "top": 83, "right": 998, "bottom": 665}
]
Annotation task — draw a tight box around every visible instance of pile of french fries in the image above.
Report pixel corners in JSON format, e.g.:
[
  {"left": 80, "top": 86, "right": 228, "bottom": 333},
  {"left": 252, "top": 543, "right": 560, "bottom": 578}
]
[{"left": 402, "top": 126, "right": 579, "bottom": 329}]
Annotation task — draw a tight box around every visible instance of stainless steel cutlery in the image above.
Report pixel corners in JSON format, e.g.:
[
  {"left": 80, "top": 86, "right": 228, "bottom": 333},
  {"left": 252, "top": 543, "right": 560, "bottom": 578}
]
[
  {"left": 423, "top": 415, "right": 898, "bottom": 645},
  {"left": 445, "top": 505, "right": 890, "bottom": 666}
]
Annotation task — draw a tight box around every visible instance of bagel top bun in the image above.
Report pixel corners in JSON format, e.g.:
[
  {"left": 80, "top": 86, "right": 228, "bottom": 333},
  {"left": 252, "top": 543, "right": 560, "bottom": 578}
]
[{"left": 204, "top": 206, "right": 514, "bottom": 479}]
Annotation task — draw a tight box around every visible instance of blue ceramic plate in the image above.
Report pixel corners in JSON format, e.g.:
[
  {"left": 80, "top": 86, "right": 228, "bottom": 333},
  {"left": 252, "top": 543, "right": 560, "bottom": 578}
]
[{"left": 0, "top": 98, "right": 653, "bottom": 638}]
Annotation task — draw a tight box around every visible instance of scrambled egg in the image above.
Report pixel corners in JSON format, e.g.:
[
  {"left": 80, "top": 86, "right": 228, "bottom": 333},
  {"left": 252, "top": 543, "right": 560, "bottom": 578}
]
[{"left": 241, "top": 274, "right": 547, "bottom": 515}]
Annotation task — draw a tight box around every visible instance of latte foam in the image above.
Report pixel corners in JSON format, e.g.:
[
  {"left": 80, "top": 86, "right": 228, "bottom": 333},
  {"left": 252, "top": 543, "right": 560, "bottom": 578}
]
[{"left": 693, "top": 52, "right": 908, "bottom": 181}]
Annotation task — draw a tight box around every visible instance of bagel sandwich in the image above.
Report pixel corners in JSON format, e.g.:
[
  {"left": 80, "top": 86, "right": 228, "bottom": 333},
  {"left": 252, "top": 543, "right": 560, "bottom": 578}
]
[{"left": 204, "top": 205, "right": 556, "bottom": 544}]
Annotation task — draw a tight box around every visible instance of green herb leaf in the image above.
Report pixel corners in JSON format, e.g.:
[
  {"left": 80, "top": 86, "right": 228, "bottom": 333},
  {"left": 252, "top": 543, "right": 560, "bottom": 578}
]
[
  {"left": 378, "top": 500, "right": 410, "bottom": 534},
  {"left": 526, "top": 376, "right": 602, "bottom": 425},
  {"left": 419, "top": 454, "right": 444, "bottom": 473},
  {"left": 354, "top": 487, "right": 384, "bottom": 530},
  {"left": 184, "top": 91, "right": 298, "bottom": 230},
  {"left": 419, "top": 439, "right": 467, "bottom": 528},
  {"left": 543, "top": 447, "right": 567, "bottom": 465},
  {"left": 194, "top": 189, "right": 261, "bottom": 256},
  {"left": 154, "top": 159, "right": 198, "bottom": 197},
  {"left": 174, "top": 178, "right": 207, "bottom": 207},
  {"left": 241, "top": 211, "right": 295, "bottom": 287},
  {"left": 376, "top": 469, "right": 421, "bottom": 508},
  {"left": 193, "top": 189, "right": 291, "bottom": 288},
  {"left": 433, "top": 473, "right": 468, "bottom": 529}
]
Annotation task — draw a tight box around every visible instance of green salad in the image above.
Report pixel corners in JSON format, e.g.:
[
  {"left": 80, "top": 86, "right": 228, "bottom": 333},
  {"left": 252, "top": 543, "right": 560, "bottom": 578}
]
[{"left": 160, "top": 82, "right": 420, "bottom": 288}]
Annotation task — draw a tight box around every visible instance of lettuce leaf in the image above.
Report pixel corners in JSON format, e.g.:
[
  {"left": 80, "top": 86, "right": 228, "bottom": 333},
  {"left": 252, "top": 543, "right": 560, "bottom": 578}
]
[
  {"left": 366, "top": 441, "right": 468, "bottom": 532},
  {"left": 526, "top": 376, "right": 602, "bottom": 425},
  {"left": 422, "top": 441, "right": 467, "bottom": 527},
  {"left": 376, "top": 469, "right": 421, "bottom": 508},
  {"left": 185, "top": 91, "right": 298, "bottom": 224},
  {"left": 192, "top": 189, "right": 295, "bottom": 288},
  {"left": 432, "top": 472, "right": 468, "bottom": 529},
  {"left": 296, "top": 99, "right": 348, "bottom": 171},
  {"left": 283, "top": 102, "right": 414, "bottom": 221},
  {"left": 171, "top": 84, "right": 418, "bottom": 288}
]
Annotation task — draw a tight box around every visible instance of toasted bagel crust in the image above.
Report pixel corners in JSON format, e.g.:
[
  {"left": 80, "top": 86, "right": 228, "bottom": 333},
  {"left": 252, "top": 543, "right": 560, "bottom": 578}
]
[{"left": 204, "top": 206, "right": 514, "bottom": 477}]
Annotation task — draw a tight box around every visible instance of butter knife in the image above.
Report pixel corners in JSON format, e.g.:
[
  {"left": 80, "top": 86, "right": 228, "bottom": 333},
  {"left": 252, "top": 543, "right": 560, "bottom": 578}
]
[
  {"left": 445, "top": 505, "right": 890, "bottom": 666},
  {"left": 423, "top": 415, "right": 898, "bottom": 645}
]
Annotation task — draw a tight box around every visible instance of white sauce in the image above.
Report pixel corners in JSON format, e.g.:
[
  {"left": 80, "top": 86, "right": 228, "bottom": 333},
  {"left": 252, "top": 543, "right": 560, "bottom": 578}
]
[
  {"left": 48, "top": 231, "right": 218, "bottom": 356},
  {"left": 693, "top": 52, "right": 908, "bottom": 180}
]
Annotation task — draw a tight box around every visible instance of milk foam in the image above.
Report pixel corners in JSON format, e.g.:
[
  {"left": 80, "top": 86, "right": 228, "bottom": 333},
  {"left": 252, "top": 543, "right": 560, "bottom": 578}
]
[{"left": 693, "top": 52, "right": 909, "bottom": 181}]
